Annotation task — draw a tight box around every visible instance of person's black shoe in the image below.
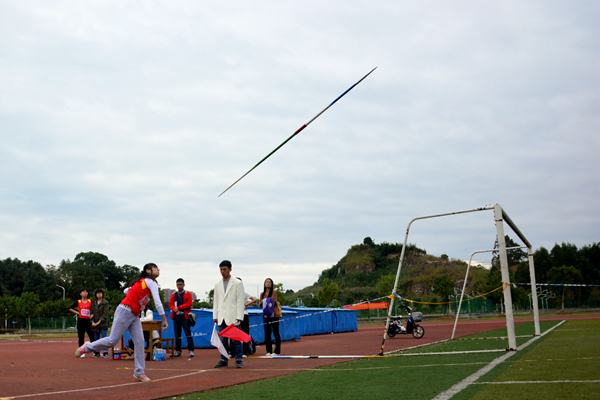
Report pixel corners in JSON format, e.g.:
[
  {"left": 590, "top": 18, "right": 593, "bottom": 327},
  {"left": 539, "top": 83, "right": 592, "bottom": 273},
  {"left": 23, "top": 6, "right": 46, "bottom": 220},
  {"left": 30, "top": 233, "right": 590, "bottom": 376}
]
[
  {"left": 236, "top": 359, "right": 243, "bottom": 368},
  {"left": 173, "top": 351, "right": 181, "bottom": 357},
  {"left": 214, "top": 360, "right": 228, "bottom": 368}
]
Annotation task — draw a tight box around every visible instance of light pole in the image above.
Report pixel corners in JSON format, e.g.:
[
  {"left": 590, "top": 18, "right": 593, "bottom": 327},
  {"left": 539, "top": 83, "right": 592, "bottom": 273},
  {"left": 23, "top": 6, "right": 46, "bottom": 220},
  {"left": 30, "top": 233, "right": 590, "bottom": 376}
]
[
  {"left": 56, "top": 285, "right": 65, "bottom": 300},
  {"left": 56, "top": 285, "right": 66, "bottom": 330}
]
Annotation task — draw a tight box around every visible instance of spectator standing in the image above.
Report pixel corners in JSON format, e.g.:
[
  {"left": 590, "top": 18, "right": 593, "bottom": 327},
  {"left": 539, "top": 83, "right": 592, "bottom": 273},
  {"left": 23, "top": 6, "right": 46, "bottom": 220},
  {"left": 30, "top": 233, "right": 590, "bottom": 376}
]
[
  {"left": 91, "top": 289, "right": 110, "bottom": 358},
  {"left": 169, "top": 278, "right": 195, "bottom": 358},
  {"left": 212, "top": 260, "right": 245, "bottom": 368},
  {"left": 75, "top": 263, "right": 168, "bottom": 383},
  {"left": 260, "top": 278, "right": 282, "bottom": 356},
  {"left": 68, "top": 288, "right": 95, "bottom": 356}
]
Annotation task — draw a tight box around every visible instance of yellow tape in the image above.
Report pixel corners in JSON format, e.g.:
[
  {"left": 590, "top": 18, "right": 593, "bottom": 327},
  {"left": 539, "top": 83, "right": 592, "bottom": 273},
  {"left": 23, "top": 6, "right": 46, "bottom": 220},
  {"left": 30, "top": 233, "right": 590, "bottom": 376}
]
[{"left": 392, "top": 284, "right": 508, "bottom": 305}]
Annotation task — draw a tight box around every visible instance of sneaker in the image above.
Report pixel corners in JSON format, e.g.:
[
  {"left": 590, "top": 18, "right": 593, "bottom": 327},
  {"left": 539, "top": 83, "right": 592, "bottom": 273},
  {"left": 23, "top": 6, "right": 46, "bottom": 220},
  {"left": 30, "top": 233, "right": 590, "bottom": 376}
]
[
  {"left": 189, "top": 350, "right": 195, "bottom": 358},
  {"left": 265, "top": 353, "right": 272, "bottom": 357},
  {"left": 273, "top": 353, "right": 279, "bottom": 356},
  {"left": 93, "top": 353, "right": 100, "bottom": 358},
  {"left": 214, "top": 360, "right": 228, "bottom": 368},
  {"left": 101, "top": 353, "right": 109, "bottom": 358},
  {"left": 133, "top": 373, "right": 151, "bottom": 382},
  {"left": 80, "top": 353, "right": 86, "bottom": 358},
  {"left": 243, "top": 354, "right": 247, "bottom": 358},
  {"left": 75, "top": 343, "right": 88, "bottom": 358},
  {"left": 236, "top": 359, "right": 243, "bottom": 368},
  {"left": 173, "top": 351, "right": 181, "bottom": 358}
]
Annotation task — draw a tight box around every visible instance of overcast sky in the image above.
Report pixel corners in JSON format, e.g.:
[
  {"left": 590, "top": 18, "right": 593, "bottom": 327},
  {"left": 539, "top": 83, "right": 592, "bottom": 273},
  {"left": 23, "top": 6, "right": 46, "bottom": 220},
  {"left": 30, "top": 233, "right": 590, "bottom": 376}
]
[{"left": 1, "top": 1, "right": 598, "bottom": 299}]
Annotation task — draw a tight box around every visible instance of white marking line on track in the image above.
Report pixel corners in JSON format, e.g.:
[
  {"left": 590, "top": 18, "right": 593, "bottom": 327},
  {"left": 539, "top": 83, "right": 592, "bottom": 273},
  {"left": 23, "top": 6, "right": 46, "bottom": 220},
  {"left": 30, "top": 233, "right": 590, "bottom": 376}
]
[
  {"left": 473, "top": 380, "right": 600, "bottom": 384},
  {"left": 4, "top": 369, "right": 214, "bottom": 399},
  {"left": 431, "top": 320, "right": 566, "bottom": 400}
]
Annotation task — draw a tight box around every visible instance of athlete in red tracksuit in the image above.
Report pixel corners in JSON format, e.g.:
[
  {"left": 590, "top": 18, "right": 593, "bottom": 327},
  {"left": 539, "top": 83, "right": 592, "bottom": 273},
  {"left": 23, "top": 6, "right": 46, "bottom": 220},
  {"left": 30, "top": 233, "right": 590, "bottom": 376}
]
[{"left": 75, "top": 263, "right": 168, "bottom": 383}]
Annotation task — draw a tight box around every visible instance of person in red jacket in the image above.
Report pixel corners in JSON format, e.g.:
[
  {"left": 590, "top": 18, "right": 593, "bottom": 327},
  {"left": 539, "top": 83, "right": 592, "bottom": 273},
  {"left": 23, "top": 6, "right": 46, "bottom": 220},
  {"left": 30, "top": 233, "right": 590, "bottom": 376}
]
[
  {"left": 68, "top": 288, "right": 95, "bottom": 356},
  {"left": 75, "top": 263, "right": 168, "bottom": 383},
  {"left": 170, "top": 278, "right": 195, "bottom": 357}
]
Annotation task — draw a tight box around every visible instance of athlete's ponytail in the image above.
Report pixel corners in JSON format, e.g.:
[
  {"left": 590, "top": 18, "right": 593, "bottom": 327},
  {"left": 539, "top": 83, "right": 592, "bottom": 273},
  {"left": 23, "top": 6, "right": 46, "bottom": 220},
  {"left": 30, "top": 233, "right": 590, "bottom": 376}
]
[{"left": 127, "top": 263, "right": 158, "bottom": 288}]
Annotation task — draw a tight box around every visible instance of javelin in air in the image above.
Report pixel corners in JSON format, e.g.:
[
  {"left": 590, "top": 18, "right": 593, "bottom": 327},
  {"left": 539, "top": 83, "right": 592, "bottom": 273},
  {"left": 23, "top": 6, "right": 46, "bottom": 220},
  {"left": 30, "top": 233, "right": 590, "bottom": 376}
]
[{"left": 218, "top": 66, "right": 378, "bottom": 197}]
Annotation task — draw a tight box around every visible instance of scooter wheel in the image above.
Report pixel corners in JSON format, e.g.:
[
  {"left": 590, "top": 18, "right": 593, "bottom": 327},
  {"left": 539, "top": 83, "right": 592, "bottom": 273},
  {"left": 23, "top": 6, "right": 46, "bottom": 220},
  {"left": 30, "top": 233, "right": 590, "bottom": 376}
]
[{"left": 412, "top": 325, "right": 425, "bottom": 338}]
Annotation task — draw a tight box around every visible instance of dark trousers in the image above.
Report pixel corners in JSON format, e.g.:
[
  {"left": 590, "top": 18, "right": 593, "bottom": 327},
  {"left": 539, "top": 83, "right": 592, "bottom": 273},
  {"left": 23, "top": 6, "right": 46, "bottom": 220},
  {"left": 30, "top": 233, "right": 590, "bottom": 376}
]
[
  {"left": 174, "top": 315, "right": 194, "bottom": 351},
  {"left": 241, "top": 314, "right": 251, "bottom": 355},
  {"left": 263, "top": 317, "right": 281, "bottom": 354},
  {"left": 77, "top": 318, "right": 95, "bottom": 347},
  {"left": 219, "top": 322, "right": 242, "bottom": 361}
]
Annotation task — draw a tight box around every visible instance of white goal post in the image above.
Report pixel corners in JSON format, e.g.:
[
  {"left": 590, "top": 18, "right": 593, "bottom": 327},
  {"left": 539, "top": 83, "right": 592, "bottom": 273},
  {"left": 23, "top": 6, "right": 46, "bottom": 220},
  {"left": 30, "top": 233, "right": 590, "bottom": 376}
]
[{"left": 378, "top": 203, "right": 540, "bottom": 355}]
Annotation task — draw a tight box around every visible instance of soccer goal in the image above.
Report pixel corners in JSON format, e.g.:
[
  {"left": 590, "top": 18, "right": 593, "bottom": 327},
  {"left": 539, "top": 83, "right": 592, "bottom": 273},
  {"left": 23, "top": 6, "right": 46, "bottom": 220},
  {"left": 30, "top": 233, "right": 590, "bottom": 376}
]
[{"left": 379, "top": 203, "right": 540, "bottom": 355}]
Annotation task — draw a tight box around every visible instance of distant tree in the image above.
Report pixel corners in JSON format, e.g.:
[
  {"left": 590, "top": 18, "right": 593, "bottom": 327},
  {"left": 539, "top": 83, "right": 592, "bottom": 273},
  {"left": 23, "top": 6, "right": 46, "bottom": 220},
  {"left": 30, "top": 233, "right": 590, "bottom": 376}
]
[
  {"left": 121, "top": 264, "right": 141, "bottom": 287},
  {"left": 274, "top": 283, "right": 289, "bottom": 305},
  {"left": 579, "top": 243, "right": 600, "bottom": 284},
  {"left": 431, "top": 275, "right": 456, "bottom": 315},
  {"left": 440, "top": 254, "right": 449, "bottom": 261},
  {"left": 19, "top": 292, "right": 40, "bottom": 334},
  {"left": 492, "top": 236, "right": 527, "bottom": 267},
  {"left": 23, "top": 261, "right": 54, "bottom": 299},
  {"left": 193, "top": 299, "right": 211, "bottom": 308},
  {"left": 37, "top": 299, "right": 71, "bottom": 318},
  {"left": 0, "top": 258, "right": 53, "bottom": 298},
  {"left": 205, "top": 289, "right": 214, "bottom": 309},
  {"left": 73, "top": 252, "right": 124, "bottom": 291},
  {"left": 0, "top": 295, "right": 18, "bottom": 330},
  {"left": 317, "top": 278, "right": 339, "bottom": 307},
  {"left": 548, "top": 265, "right": 583, "bottom": 311},
  {"left": 363, "top": 237, "right": 375, "bottom": 247},
  {"left": 514, "top": 262, "right": 531, "bottom": 284},
  {"left": 376, "top": 273, "right": 396, "bottom": 297},
  {"left": 533, "top": 246, "right": 553, "bottom": 283},
  {"left": 550, "top": 243, "right": 580, "bottom": 270},
  {"left": 104, "top": 289, "right": 125, "bottom": 314}
]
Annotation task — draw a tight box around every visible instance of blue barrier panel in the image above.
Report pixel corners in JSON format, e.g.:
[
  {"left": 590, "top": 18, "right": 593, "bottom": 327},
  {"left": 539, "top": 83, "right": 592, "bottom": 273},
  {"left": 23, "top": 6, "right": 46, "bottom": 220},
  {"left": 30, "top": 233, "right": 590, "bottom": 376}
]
[
  {"left": 125, "top": 310, "right": 214, "bottom": 350},
  {"left": 247, "top": 307, "right": 300, "bottom": 344},
  {"left": 332, "top": 308, "right": 358, "bottom": 332},
  {"left": 280, "top": 306, "right": 357, "bottom": 335},
  {"left": 140, "top": 309, "right": 301, "bottom": 349},
  {"left": 129, "top": 307, "right": 354, "bottom": 349}
]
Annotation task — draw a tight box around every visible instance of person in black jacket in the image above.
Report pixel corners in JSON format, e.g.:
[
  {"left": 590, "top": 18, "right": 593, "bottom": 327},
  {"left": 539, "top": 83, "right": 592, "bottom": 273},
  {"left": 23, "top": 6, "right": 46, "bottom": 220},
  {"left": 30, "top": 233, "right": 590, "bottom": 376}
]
[{"left": 91, "top": 289, "right": 110, "bottom": 358}]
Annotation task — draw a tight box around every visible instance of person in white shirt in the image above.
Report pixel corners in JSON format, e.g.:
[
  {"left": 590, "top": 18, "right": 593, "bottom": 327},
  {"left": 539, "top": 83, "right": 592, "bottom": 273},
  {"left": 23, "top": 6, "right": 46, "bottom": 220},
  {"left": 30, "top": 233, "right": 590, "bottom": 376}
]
[{"left": 212, "top": 260, "right": 245, "bottom": 368}]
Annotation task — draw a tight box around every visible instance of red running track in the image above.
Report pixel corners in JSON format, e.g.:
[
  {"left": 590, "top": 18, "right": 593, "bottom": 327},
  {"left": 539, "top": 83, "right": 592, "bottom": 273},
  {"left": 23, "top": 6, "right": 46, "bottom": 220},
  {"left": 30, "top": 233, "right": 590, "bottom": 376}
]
[{"left": 0, "top": 314, "right": 597, "bottom": 400}]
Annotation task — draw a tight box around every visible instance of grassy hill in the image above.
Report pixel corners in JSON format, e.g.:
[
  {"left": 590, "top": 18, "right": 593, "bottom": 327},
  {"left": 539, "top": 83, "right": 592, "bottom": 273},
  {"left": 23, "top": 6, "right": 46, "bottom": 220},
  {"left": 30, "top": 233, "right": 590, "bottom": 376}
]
[{"left": 288, "top": 237, "right": 490, "bottom": 307}]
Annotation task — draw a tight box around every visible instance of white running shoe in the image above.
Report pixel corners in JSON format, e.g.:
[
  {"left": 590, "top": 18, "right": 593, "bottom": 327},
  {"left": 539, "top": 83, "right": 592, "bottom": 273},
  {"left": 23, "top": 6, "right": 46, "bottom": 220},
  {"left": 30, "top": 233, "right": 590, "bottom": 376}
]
[
  {"left": 75, "top": 342, "right": 88, "bottom": 358},
  {"left": 133, "top": 373, "right": 151, "bottom": 382}
]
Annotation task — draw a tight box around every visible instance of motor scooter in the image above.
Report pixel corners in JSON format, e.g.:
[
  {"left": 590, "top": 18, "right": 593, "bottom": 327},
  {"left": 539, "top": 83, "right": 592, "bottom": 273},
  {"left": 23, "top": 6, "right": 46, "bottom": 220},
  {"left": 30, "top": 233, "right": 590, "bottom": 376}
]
[{"left": 386, "top": 305, "right": 425, "bottom": 338}]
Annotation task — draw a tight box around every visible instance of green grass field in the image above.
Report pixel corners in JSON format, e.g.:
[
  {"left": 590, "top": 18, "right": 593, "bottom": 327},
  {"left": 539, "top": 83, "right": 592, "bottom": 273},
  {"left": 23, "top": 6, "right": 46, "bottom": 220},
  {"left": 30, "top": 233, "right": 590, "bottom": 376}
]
[{"left": 164, "top": 319, "right": 600, "bottom": 400}]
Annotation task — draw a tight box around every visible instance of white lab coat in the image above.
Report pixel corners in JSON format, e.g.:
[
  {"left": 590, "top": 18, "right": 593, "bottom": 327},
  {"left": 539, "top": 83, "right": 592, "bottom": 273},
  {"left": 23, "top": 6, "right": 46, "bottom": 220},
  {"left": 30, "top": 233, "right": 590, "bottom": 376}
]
[{"left": 213, "top": 277, "right": 245, "bottom": 326}]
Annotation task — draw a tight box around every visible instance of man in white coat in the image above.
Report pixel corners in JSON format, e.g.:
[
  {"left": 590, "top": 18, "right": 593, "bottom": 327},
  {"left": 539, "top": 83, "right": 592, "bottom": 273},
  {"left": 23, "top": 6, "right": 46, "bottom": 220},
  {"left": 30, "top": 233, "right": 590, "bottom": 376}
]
[{"left": 213, "top": 260, "right": 246, "bottom": 368}]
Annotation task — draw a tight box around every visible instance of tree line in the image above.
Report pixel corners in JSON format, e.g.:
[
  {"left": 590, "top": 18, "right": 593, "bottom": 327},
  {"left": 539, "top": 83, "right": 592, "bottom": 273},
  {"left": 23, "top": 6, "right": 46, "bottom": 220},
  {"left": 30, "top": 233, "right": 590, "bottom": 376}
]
[{"left": 0, "top": 252, "right": 142, "bottom": 331}]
